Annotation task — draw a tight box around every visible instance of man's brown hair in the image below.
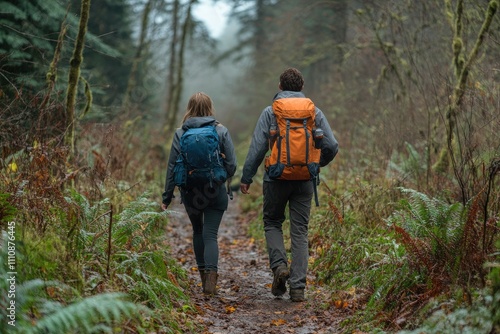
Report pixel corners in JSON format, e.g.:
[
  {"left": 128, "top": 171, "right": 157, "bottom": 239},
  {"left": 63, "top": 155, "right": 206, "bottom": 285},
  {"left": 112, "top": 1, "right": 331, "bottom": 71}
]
[{"left": 279, "top": 68, "right": 304, "bottom": 92}]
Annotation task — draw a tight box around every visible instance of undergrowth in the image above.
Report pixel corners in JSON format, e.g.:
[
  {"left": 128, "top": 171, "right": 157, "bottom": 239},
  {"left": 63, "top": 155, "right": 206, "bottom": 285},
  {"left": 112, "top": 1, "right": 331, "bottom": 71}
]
[
  {"left": 239, "top": 148, "right": 499, "bottom": 333},
  {"left": 0, "top": 121, "right": 198, "bottom": 333}
]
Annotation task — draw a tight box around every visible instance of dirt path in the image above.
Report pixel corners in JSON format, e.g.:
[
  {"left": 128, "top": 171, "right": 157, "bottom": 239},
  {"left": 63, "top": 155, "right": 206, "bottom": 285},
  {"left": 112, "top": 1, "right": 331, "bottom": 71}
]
[{"left": 166, "top": 193, "right": 343, "bottom": 334}]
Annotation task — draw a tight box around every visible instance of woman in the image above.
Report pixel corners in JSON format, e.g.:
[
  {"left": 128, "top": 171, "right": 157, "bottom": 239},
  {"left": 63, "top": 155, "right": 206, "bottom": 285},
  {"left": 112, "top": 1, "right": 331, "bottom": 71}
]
[{"left": 161, "top": 92, "right": 237, "bottom": 295}]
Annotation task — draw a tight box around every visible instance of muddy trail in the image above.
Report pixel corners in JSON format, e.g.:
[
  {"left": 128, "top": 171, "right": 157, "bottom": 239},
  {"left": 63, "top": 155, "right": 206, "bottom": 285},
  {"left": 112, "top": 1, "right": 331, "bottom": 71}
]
[{"left": 165, "top": 193, "right": 346, "bottom": 334}]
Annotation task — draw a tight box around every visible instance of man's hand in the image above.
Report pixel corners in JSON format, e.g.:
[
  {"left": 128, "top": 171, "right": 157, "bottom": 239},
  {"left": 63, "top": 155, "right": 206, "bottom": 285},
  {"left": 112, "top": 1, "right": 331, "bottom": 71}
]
[
  {"left": 161, "top": 203, "right": 168, "bottom": 211},
  {"left": 240, "top": 183, "right": 250, "bottom": 194}
]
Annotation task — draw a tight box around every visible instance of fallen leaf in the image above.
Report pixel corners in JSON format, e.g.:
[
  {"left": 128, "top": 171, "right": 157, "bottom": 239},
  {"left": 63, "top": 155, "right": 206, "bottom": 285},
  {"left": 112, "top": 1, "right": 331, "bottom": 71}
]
[
  {"left": 271, "top": 319, "right": 287, "bottom": 326},
  {"left": 334, "top": 300, "right": 343, "bottom": 308},
  {"left": 46, "top": 286, "right": 57, "bottom": 298},
  {"left": 225, "top": 305, "right": 236, "bottom": 314}
]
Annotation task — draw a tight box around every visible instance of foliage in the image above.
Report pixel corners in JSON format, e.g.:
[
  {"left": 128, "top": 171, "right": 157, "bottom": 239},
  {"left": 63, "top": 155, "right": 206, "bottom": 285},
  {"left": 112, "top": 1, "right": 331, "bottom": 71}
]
[
  {"left": 0, "top": 131, "right": 198, "bottom": 332},
  {"left": 307, "top": 177, "right": 410, "bottom": 331},
  {"left": 29, "top": 292, "right": 146, "bottom": 334},
  {"left": 0, "top": 0, "right": 121, "bottom": 94},
  {"left": 70, "top": 0, "right": 134, "bottom": 113},
  {"left": 387, "top": 188, "right": 497, "bottom": 289},
  {"left": 387, "top": 142, "right": 429, "bottom": 189},
  {"left": 399, "top": 253, "right": 500, "bottom": 334},
  {"left": 0, "top": 231, "right": 149, "bottom": 334},
  {"left": 69, "top": 191, "right": 196, "bottom": 332},
  {"left": 0, "top": 193, "right": 16, "bottom": 223}
]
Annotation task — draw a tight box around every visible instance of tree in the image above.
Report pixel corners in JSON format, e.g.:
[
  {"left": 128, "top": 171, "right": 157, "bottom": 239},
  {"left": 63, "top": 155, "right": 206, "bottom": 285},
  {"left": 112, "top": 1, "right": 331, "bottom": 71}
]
[
  {"left": 66, "top": 0, "right": 91, "bottom": 152},
  {"left": 164, "top": 0, "right": 197, "bottom": 135},
  {"left": 122, "top": 0, "right": 153, "bottom": 110},
  {"left": 440, "top": 0, "right": 498, "bottom": 188},
  {"left": 72, "top": 0, "right": 134, "bottom": 117},
  {"left": 0, "top": 0, "right": 67, "bottom": 93}
]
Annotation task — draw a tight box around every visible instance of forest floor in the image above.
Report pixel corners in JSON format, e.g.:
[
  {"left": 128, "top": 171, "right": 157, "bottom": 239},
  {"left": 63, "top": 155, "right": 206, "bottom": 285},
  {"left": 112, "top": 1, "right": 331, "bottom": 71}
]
[{"left": 166, "top": 193, "right": 348, "bottom": 334}]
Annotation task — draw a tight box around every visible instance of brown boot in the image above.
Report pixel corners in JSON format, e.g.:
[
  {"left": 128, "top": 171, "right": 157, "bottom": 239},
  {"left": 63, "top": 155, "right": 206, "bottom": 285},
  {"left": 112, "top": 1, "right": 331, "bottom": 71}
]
[
  {"left": 271, "top": 265, "right": 290, "bottom": 296},
  {"left": 199, "top": 270, "right": 206, "bottom": 291},
  {"left": 204, "top": 270, "right": 218, "bottom": 295},
  {"left": 290, "top": 288, "right": 305, "bottom": 302}
]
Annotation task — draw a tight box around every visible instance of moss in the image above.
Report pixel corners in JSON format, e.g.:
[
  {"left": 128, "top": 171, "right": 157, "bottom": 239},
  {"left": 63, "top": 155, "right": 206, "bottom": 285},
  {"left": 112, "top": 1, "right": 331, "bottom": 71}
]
[
  {"left": 433, "top": 148, "right": 450, "bottom": 174},
  {"left": 65, "top": 0, "right": 91, "bottom": 152}
]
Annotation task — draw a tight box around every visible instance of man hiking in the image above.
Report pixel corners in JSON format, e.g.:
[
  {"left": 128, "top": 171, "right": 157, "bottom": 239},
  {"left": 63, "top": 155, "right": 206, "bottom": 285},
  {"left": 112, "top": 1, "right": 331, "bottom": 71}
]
[{"left": 240, "top": 68, "right": 338, "bottom": 302}]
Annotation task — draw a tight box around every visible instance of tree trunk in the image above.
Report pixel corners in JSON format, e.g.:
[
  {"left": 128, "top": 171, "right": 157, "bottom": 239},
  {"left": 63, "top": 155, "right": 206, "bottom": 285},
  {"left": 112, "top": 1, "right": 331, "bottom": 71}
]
[
  {"left": 169, "top": 0, "right": 195, "bottom": 134},
  {"left": 164, "top": 0, "right": 180, "bottom": 134},
  {"left": 164, "top": 0, "right": 195, "bottom": 136},
  {"left": 65, "top": 0, "right": 91, "bottom": 153},
  {"left": 437, "top": 0, "right": 498, "bottom": 174},
  {"left": 122, "top": 0, "right": 152, "bottom": 110}
]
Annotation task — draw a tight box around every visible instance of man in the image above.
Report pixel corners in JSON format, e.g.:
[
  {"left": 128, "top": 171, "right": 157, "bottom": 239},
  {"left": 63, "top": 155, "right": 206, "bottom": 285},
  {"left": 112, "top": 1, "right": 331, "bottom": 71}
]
[{"left": 240, "top": 68, "right": 338, "bottom": 302}]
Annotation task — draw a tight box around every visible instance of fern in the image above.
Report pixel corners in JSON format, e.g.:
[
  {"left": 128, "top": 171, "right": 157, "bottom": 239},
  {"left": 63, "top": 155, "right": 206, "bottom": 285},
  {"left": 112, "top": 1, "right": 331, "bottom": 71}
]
[
  {"left": 1, "top": 232, "right": 149, "bottom": 333},
  {"left": 387, "top": 187, "right": 492, "bottom": 289},
  {"left": 115, "top": 250, "right": 187, "bottom": 309},
  {"left": 27, "top": 292, "right": 148, "bottom": 334},
  {"left": 386, "top": 142, "right": 427, "bottom": 184}
]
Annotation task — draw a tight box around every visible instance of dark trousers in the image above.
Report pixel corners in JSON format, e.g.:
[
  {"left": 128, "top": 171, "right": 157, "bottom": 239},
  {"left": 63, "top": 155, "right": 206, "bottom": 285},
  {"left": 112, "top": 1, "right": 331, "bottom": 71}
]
[
  {"left": 186, "top": 207, "right": 225, "bottom": 272},
  {"left": 182, "top": 184, "right": 228, "bottom": 272},
  {"left": 263, "top": 180, "right": 313, "bottom": 289}
]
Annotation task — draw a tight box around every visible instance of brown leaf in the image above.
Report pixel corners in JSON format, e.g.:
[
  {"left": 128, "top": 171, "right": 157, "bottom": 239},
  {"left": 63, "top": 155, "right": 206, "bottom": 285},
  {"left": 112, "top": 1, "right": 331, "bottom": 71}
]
[
  {"left": 271, "top": 319, "right": 287, "bottom": 326},
  {"left": 225, "top": 305, "right": 236, "bottom": 314}
]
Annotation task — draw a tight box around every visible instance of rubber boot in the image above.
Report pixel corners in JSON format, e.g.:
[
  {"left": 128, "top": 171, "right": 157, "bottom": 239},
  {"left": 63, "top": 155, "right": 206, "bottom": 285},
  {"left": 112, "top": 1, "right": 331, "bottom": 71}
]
[{"left": 204, "top": 270, "right": 218, "bottom": 295}]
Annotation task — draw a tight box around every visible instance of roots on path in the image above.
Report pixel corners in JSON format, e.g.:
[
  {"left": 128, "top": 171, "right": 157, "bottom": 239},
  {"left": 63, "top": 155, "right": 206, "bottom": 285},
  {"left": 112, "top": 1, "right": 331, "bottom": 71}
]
[{"left": 166, "top": 193, "right": 343, "bottom": 334}]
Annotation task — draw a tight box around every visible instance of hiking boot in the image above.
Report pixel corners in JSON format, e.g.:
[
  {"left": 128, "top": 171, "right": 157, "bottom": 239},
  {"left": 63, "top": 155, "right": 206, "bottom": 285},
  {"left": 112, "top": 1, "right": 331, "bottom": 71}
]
[
  {"left": 271, "top": 265, "right": 290, "bottom": 296},
  {"left": 203, "top": 270, "right": 218, "bottom": 295},
  {"left": 199, "top": 270, "right": 206, "bottom": 291},
  {"left": 290, "top": 288, "right": 305, "bottom": 302}
]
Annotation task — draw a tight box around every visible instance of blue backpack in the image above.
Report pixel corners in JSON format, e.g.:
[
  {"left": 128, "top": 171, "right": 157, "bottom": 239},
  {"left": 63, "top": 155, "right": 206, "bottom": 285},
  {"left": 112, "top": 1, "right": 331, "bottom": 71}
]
[{"left": 173, "top": 125, "right": 227, "bottom": 189}]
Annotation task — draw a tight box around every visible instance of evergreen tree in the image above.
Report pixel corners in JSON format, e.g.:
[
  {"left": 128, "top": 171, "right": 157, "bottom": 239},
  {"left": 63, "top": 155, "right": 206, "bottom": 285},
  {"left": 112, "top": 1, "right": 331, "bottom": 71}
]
[
  {"left": 0, "top": 0, "right": 66, "bottom": 93},
  {"left": 71, "top": 0, "right": 135, "bottom": 118}
]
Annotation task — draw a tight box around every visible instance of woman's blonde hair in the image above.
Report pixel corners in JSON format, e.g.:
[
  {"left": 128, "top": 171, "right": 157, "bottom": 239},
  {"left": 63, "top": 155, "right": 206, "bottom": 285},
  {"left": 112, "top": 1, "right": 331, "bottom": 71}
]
[{"left": 181, "top": 92, "right": 215, "bottom": 123}]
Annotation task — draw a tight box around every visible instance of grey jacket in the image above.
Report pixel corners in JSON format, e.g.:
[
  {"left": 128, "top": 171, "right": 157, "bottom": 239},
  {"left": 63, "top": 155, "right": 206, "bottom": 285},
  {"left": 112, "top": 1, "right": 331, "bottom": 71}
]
[
  {"left": 241, "top": 90, "right": 338, "bottom": 185},
  {"left": 162, "top": 116, "right": 237, "bottom": 206}
]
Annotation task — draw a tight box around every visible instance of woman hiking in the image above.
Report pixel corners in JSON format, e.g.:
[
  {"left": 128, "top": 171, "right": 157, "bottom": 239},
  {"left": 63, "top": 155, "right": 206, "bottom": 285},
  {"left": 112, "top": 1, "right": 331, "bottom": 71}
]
[{"left": 161, "top": 92, "right": 237, "bottom": 295}]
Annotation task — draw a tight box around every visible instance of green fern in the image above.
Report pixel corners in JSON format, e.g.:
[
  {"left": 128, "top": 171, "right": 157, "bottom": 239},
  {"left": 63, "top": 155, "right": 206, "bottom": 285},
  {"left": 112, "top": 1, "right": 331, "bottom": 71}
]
[
  {"left": 27, "top": 292, "right": 147, "bottom": 334},
  {"left": 113, "top": 193, "right": 166, "bottom": 248},
  {"left": 386, "top": 187, "right": 488, "bottom": 286},
  {"left": 387, "top": 142, "right": 427, "bottom": 184},
  {"left": 115, "top": 250, "right": 187, "bottom": 309},
  {"left": 1, "top": 232, "right": 149, "bottom": 333},
  {"left": 396, "top": 188, "right": 463, "bottom": 243}
]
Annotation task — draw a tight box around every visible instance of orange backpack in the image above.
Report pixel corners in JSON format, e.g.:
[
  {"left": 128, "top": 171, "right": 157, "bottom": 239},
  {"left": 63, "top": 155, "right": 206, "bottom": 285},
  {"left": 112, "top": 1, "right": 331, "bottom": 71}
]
[{"left": 265, "top": 97, "right": 321, "bottom": 181}]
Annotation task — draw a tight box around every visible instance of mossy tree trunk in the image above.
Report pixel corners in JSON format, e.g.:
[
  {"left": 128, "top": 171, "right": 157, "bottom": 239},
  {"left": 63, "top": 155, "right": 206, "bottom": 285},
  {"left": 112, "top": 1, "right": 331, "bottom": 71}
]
[
  {"left": 436, "top": 0, "right": 498, "bottom": 175},
  {"left": 65, "top": 0, "right": 91, "bottom": 153}
]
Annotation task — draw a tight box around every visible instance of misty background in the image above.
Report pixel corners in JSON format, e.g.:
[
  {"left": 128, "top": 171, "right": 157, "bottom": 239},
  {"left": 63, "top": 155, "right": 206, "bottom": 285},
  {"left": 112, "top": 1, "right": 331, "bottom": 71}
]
[{"left": 1, "top": 1, "right": 499, "bottom": 332}]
